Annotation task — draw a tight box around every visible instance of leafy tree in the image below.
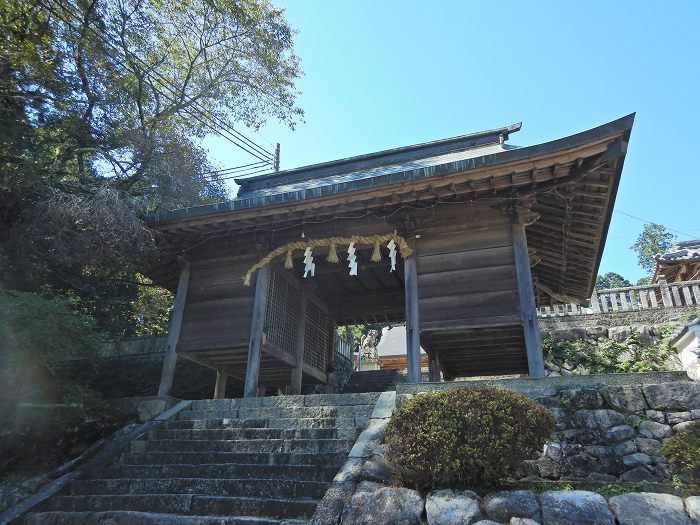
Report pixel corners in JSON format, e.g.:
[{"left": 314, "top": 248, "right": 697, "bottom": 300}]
[
  {"left": 0, "top": 0, "right": 303, "bottom": 336},
  {"left": 337, "top": 323, "right": 389, "bottom": 349},
  {"left": 0, "top": 290, "right": 103, "bottom": 410},
  {"left": 631, "top": 223, "right": 676, "bottom": 273},
  {"left": 637, "top": 277, "right": 651, "bottom": 286},
  {"left": 595, "top": 272, "right": 632, "bottom": 290}
]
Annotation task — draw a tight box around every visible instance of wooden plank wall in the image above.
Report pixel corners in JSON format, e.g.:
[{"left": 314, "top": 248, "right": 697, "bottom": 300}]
[
  {"left": 170, "top": 201, "right": 530, "bottom": 382},
  {"left": 415, "top": 208, "right": 520, "bottom": 330},
  {"left": 177, "top": 253, "right": 257, "bottom": 355},
  {"left": 414, "top": 205, "right": 529, "bottom": 378}
]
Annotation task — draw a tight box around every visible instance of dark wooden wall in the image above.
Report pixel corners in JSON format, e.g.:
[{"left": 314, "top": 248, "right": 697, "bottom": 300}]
[
  {"left": 414, "top": 205, "right": 528, "bottom": 378},
  {"left": 172, "top": 199, "right": 530, "bottom": 383},
  {"left": 415, "top": 209, "right": 520, "bottom": 330},
  {"left": 177, "top": 253, "right": 256, "bottom": 367}
]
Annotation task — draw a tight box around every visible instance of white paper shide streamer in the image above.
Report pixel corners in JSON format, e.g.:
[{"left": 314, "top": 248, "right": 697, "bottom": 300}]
[
  {"left": 387, "top": 239, "right": 397, "bottom": 272},
  {"left": 303, "top": 247, "right": 315, "bottom": 278},
  {"left": 347, "top": 242, "right": 358, "bottom": 276}
]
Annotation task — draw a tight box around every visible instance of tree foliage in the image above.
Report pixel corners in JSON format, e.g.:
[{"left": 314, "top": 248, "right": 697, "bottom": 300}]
[
  {"left": 595, "top": 272, "right": 631, "bottom": 290},
  {"left": 0, "top": 290, "right": 103, "bottom": 408},
  {"left": 0, "top": 0, "right": 303, "bottom": 336},
  {"left": 631, "top": 223, "right": 676, "bottom": 274},
  {"left": 542, "top": 328, "right": 679, "bottom": 375},
  {"left": 337, "top": 323, "right": 390, "bottom": 349}
]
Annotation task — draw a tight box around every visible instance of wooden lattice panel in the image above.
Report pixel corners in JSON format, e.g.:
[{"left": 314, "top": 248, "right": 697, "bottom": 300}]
[
  {"left": 304, "top": 297, "right": 331, "bottom": 371},
  {"left": 264, "top": 269, "right": 299, "bottom": 356}
]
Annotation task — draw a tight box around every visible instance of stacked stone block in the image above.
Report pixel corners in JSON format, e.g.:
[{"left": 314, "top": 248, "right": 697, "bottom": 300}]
[{"left": 527, "top": 381, "right": 700, "bottom": 483}]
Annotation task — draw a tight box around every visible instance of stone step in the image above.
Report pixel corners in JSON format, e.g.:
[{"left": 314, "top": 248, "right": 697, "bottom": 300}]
[
  {"left": 120, "top": 451, "right": 349, "bottom": 467},
  {"left": 149, "top": 427, "right": 346, "bottom": 441},
  {"left": 188, "top": 392, "right": 379, "bottom": 411},
  {"left": 266, "top": 417, "right": 365, "bottom": 430},
  {"left": 24, "top": 510, "right": 297, "bottom": 525},
  {"left": 92, "top": 463, "right": 339, "bottom": 482},
  {"left": 165, "top": 418, "right": 270, "bottom": 430},
  {"left": 177, "top": 407, "right": 332, "bottom": 420},
  {"left": 340, "top": 371, "right": 404, "bottom": 394},
  {"left": 45, "top": 494, "right": 317, "bottom": 519},
  {"left": 177, "top": 405, "right": 373, "bottom": 421},
  {"left": 70, "top": 477, "right": 329, "bottom": 499},
  {"left": 164, "top": 416, "right": 360, "bottom": 430},
  {"left": 138, "top": 438, "right": 355, "bottom": 454},
  {"left": 341, "top": 385, "right": 397, "bottom": 394},
  {"left": 26, "top": 392, "right": 382, "bottom": 523}
]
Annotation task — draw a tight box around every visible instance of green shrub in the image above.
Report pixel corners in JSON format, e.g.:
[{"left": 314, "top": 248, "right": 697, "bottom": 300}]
[
  {"left": 385, "top": 387, "right": 555, "bottom": 491},
  {"left": 662, "top": 421, "right": 700, "bottom": 484},
  {"left": 542, "top": 328, "right": 678, "bottom": 375}
]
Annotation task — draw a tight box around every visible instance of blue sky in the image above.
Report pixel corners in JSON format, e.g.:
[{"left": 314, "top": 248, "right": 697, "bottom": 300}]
[{"left": 204, "top": 1, "right": 699, "bottom": 284}]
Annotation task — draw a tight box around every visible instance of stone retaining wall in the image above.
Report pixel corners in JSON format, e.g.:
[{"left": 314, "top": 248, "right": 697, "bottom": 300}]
[
  {"left": 317, "top": 374, "right": 700, "bottom": 525},
  {"left": 337, "top": 487, "right": 699, "bottom": 525},
  {"left": 520, "top": 380, "right": 700, "bottom": 483},
  {"left": 538, "top": 305, "right": 700, "bottom": 340},
  {"left": 399, "top": 373, "right": 699, "bottom": 484}
]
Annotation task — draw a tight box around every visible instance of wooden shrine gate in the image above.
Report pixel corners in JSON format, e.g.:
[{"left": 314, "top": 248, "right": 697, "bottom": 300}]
[{"left": 148, "top": 115, "right": 634, "bottom": 397}]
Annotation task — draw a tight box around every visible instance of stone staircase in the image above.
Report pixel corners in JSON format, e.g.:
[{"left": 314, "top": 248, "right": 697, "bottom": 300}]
[
  {"left": 24, "top": 393, "right": 380, "bottom": 524},
  {"left": 341, "top": 370, "right": 430, "bottom": 393},
  {"left": 341, "top": 370, "right": 405, "bottom": 393}
]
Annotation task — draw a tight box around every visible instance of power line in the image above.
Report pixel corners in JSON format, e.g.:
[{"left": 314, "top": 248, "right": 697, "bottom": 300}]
[
  {"left": 256, "top": 130, "right": 276, "bottom": 149},
  {"left": 613, "top": 209, "right": 695, "bottom": 239},
  {"left": 201, "top": 161, "right": 268, "bottom": 176},
  {"left": 217, "top": 167, "right": 271, "bottom": 181},
  {"left": 41, "top": 0, "right": 276, "bottom": 165},
  {"left": 201, "top": 164, "right": 272, "bottom": 181},
  {"left": 180, "top": 107, "right": 272, "bottom": 164}
]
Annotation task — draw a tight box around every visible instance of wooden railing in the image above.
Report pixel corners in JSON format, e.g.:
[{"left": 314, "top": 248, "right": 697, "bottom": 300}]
[
  {"left": 537, "top": 278, "right": 700, "bottom": 318},
  {"left": 334, "top": 334, "right": 354, "bottom": 363}
]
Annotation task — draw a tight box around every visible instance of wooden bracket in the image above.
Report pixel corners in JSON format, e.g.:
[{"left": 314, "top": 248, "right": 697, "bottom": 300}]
[
  {"left": 503, "top": 193, "right": 540, "bottom": 226},
  {"left": 534, "top": 280, "right": 584, "bottom": 305}
]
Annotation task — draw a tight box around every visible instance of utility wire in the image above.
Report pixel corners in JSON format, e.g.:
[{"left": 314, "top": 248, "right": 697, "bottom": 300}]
[
  {"left": 613, "top": 209, "right": 695, "bottom": 239},
  {"left": 216, "top": 167, "right": 271, "bottom": 181},
  {"left": 202, "top": 164, "right": 271, "bottom": 180},
  {"left": 255, "top": 130, "right": 276, "bottom": 149},
  {"left": 41, "top": 0, "right": 275, "bottom": 165},
  {"left": 200, "top": 161, "right": 268, "bottom": 176}
]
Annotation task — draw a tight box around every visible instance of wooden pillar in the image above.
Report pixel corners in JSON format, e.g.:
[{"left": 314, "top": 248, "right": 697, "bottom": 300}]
[
  {"left": 244, "top": 266, "right": 271, "bottom": 398},
  {"left": 512, "top": 220, "right": 546, "bottom": 378},
  {"left": 428, "top": 351, "right": 441, "bottom": 382},
  {"left": 325, "top": 314, "right": 336, "bottom": 394},
  {"left": 290, "top": 286, "right": 309, "bottom": 395},
  {"left": 214, "top": 365, "right": 228, "bottom": 399},
  {"left": 404, "top": 255, "right": 422, "bottom": 384},
  {"left": 157, "top": 259, "right": 191, "bottom": 396}
]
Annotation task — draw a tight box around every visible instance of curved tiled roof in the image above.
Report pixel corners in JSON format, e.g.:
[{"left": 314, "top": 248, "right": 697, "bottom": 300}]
[
  {"left": 657, "top": 240, "right": 700, "bottom": 262},
  {"left": 653, "top": 239, "right": 700, "bottom": 282}
]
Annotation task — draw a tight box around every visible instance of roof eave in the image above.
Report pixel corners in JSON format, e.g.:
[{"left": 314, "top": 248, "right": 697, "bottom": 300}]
[
  {"left": 584, "top": 117, "right": 635, "bottom": 298},
  {"left": 147, "top": 114, "right": 635, "bottom": 227}
]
